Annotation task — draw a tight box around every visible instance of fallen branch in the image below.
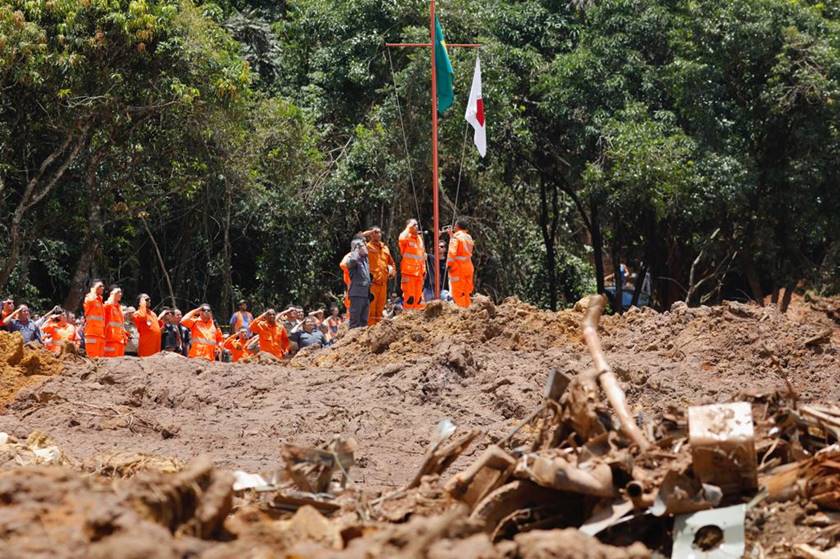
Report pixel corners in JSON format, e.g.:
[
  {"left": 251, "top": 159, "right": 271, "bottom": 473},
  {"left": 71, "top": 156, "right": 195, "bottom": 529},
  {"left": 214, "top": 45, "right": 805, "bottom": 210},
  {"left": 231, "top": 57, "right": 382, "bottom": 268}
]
[{"left": 580, "top": 295, "right": 651, "bottom": 451}]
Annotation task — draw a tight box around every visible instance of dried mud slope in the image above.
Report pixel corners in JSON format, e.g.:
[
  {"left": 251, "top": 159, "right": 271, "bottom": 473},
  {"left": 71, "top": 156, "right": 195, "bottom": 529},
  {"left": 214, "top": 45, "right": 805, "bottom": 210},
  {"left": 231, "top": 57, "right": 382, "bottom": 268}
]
[{"left": 0, "top": 298, "right": 837, "bottom": 492}]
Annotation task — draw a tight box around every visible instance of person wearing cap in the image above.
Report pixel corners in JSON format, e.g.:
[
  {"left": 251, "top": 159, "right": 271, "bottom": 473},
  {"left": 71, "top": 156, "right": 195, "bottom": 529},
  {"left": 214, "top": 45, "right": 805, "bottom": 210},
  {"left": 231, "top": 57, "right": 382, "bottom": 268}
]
[
  {"left": 222, "top": 328, "right": 253, "bottom": 362},
  {"left": 362, "top": 226, "right": 395, "bottom": 325},
  {"left": 347, "top": 235, "right": 371, "bottom": 328},
  {"left": 250, "top": 308, "right": 290, "bottom": 359},
  {"left": 399, "top": 218, "right": 427, "bottom": 310},
  {"left": 181, "top": 304, "right": 222, "bottom": 361},
  {"left": 446, "top": 219, "right": 475, "bottom": 308},
  {"left": 2, "top": 304, "right": 45, "bottom": 344},
  {"left": 42, "top": 310, "right": 79, "bottom": 354},
  {"left": 229, "top": 300, "right": 254, "bottom": 336},
  {"left": 1, "top": 298, "right": 14, "bottom": 330},
  {"left": 83, "top": 280, "right": 106, "bottom": 357},
  {"left": 133, "top": 294, "right": 161, "bottom": 357},
  {"left": 104, "top": 286, "right": 128, "bottom": 357}
]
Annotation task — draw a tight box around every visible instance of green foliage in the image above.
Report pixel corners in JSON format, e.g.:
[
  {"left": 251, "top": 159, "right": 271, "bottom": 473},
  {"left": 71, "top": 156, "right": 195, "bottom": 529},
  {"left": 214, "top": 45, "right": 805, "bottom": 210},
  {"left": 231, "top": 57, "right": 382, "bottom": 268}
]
[{"left": 1, "top": 0, "right": 839, "bottom": 316}]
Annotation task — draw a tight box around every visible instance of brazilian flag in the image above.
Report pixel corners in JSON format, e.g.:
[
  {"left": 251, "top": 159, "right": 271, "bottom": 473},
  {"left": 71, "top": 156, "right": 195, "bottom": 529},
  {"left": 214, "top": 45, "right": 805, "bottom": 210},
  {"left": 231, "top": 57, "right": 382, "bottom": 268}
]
[{"left": 435, "top": 16, "right": 455, "bottom": 115}]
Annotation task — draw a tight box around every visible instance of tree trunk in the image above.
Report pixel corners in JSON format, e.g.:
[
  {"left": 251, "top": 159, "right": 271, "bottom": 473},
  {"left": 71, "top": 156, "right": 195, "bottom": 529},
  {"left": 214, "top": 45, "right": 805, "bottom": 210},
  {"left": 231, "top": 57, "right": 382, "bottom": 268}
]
[
  {"left": 221, "top": 177, "right": 234, "bottom": 319},
  {"left": 0, "top": 123, "right": 90, "bottom": 291},
  {"left": 539, "top": 178, "right": 558, "bottom": 311},
  {"left": 779, "top": 282, "right": 796, "bottom": 313},
  {"left": 591, "top": 198, "right": 606, "bottom": 295},
  {"left": 612, "top": 222, "right": 623, "bottom": 315},
  {"left": 742, "top": 254, "right": 765, "bottom": 306}
]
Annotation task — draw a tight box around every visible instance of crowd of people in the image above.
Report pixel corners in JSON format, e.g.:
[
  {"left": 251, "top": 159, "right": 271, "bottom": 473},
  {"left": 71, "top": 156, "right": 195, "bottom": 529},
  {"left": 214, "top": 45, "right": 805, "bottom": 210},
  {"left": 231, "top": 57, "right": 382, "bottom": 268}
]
[{"left": 0, "top": 218, "right": 475, "bottom": 362}]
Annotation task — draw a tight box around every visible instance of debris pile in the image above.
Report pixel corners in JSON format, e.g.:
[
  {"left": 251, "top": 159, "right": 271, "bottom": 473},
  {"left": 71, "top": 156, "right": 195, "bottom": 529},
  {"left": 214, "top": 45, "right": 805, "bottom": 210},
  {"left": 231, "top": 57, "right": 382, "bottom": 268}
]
[{"left": 0, "top": 330, "right": 63, "bottom": 409}]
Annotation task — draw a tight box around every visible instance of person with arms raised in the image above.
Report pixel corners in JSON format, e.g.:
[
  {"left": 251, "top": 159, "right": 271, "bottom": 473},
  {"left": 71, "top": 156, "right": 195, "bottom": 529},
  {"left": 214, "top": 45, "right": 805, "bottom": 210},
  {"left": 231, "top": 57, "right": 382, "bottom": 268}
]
[
  {"left": 83, "top": 281, "right": 106, "bottom": 357},
  {"left": 250, "top": 308, "right": 290, "bottom": 359},
  {"left": 181, "top": 304, "right": 222, "bottom": 361},
  {"left": 133, "top": 293, "right": 161, "bottom": 357},
  {"left": 104, "top": 286, "right": 128, "bottom": 357}
]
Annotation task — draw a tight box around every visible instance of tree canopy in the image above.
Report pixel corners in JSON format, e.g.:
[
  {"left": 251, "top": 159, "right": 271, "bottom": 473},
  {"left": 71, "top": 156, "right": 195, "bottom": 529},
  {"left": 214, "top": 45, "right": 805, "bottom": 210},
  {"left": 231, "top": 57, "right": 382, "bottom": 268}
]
[{"left": 1, "top": 0, "right": 838, "bottom": 315}]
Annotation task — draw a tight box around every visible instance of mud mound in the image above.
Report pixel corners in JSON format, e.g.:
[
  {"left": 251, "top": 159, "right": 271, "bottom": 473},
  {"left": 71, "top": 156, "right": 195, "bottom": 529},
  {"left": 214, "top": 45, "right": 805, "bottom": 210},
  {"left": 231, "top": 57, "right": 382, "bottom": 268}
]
[
  {"left": 599, "top": 301, "right": 840, "bottom": 413},
  {"left": 0, "top": 457, "right": 231, "bottom": 559},
  {"left": 296, "top": 296, "right": 581, "bottom": 370},
  {"left": 0, "top": 331, "right": 63, "bottom": 410}
]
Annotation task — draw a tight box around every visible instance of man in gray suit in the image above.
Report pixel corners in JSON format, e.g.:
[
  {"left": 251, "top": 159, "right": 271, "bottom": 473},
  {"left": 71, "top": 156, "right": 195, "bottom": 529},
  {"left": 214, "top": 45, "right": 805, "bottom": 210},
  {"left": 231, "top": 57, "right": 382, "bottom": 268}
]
[{"left": 347, "top": 236, "right": 371, "bottom": 328}]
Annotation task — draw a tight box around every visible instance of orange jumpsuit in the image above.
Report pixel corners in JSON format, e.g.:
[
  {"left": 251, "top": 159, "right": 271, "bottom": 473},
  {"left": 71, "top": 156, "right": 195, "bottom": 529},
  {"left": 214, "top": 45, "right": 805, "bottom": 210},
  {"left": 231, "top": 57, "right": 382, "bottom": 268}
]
[
  {"left": 251, "top": 318, "right": 289, "bottom": 359},
  {"left": 367, "top": 240, "right": 395, "bottom": 325},
  {"left": 83, "top": 294, "right": 106, "bottom": 357},
  {"left": 399, "top": 227, "right": 426, "bottom": 309},
  {"left": 447, "top": 230, "right": 475, "bottom": 308},
  {"left": 104, "top": 303, "right": 127, "bottom": 357},
  {"left": 42, "top": 322, "right": 77, "bottom": 354},
  {"left": 133, "top": 306, "right": 161, "bottom": 357},
  {"left": 223, "top": 334, "right": 252, "bottom": 362},
  {"left": 181, "top": 316, "right": 223, "bottom": 361},
  {"left": 340, "top": 252, "right": 352, "bottom": 316}
]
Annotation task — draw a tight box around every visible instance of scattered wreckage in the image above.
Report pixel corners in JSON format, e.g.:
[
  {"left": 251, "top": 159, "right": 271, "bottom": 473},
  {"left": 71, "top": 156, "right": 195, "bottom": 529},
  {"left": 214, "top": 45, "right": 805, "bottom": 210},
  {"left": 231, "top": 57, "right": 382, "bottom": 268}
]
[{"left": 228, "top": 295, "right": 840, "bottom": 557}]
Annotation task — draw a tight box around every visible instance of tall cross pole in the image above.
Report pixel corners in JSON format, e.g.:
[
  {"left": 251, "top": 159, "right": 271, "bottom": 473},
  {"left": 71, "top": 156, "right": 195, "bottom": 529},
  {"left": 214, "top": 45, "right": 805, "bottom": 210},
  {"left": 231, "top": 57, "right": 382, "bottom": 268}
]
[{"left": 386, "top": 0, "right": 479, "bottom": 300}]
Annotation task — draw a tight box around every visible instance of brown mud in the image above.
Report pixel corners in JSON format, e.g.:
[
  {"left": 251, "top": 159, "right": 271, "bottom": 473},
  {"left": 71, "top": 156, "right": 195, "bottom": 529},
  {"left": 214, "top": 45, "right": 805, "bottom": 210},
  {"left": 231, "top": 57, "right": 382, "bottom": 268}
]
[{"left": 0, "top": 296, "right": 837, "bottom": 558}]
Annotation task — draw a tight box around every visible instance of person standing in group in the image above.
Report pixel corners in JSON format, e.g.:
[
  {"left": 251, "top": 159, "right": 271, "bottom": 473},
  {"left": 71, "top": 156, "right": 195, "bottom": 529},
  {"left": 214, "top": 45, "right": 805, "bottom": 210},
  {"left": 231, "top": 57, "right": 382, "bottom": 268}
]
[
  {"left": 2, "top": 304, "right": 46, "bottom": 344},
  {"left": 346, "top": 236, "right": 371, "bottom": 328},
  {"left": 250, "top": 308, "right": 290, "bottom": 359},
  {"left": 181, "top": 304, "right": 222, "bottom": 361},
  {"left": 446, "top": 219, "right": 475, "bottom": 308},
  {"left": 339, "top": 252, "right": 352, "bottom": 318},
  {"left": 323, "top": 304, "right": 343, "bottom": 342},
  {"left": 398, "top": 219, "right": 426, "bottom": 310},
  {"left": 83, "top": 280, "right": 106, "bottom": 357},
  {"left": 229, "top": 300, "right": 254, "bottom": 336},
  {"left": 104, "top": 286, "right": 127, "bottom": 357},
  {"left": 42, "top": 310, "right": 78, "bottom": 354},
  {"left": 222, "top": 328, "right": 253, "bottom": 362},
  {"left": 1, "top": 298, "right": 14, "bottom": 330},
  {"left": 133, "top": 294, "right": 161, "bottom": 357},
  {"left": 363, "top": 226, "right": 395, "bottom": 325}
]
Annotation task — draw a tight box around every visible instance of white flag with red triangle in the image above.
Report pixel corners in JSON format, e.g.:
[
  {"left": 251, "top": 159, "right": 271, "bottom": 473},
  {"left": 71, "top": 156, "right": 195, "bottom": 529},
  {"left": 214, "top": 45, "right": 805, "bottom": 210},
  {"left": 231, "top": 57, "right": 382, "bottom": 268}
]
[{"left": 465, "top": 55, "right": 486, "bottom": 158}]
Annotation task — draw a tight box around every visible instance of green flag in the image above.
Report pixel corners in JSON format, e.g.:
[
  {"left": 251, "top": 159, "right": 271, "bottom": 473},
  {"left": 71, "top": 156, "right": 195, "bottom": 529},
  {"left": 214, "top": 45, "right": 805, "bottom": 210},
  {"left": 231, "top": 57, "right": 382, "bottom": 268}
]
[{"left": 435, "top": 16, "right": 455, "bottom": 115}]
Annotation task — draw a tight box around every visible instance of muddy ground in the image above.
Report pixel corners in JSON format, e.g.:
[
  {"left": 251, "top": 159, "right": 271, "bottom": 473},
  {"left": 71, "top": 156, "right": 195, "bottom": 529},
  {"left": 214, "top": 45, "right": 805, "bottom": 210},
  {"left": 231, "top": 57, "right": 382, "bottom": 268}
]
[{"left": 0, "top": 295, "right": 838, "bottom": 558}]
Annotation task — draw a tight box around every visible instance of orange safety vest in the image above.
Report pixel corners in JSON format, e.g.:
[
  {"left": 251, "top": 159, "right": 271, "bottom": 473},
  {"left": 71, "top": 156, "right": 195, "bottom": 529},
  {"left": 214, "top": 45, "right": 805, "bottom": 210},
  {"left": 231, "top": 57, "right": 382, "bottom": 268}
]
[
  {"left": 83, "top": 294, "right": 105, "bottom": 338},
  {"left": 133, "top": 307, "right": 161, "bottom": 357},
  {"left": 182, "top": 317, "right": 222, "bottom": 361},
  {"left": 447, "top": 230, "right": 475, "bottom": 282},
  {"left": 223, "top": 335, "right": 252, "bottom": 362},
  {"left": 251, "top": 318, "right": 289, "bottom": 358},
  {"left": 367, "top": 241, "right": 394, "bottom": 285},
  {"left": 399, "top": 228, "right": 426, "bottom": 277},
  {"left": 340, "top": 253, "right": 351, "bottom": 288},
  {"left": 104, "top": 303, "right": 126, "bottom": 346},
  {"left": 42, "top": 322, "right": 76, "bottom": 354}
]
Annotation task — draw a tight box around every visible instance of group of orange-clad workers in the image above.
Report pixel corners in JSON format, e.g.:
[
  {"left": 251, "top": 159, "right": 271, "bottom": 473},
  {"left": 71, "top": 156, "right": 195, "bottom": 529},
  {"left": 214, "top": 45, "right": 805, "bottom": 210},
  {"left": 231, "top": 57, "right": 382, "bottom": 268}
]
[
  {"left": 340, "top": 218, "right": 475, "bottom": 324},
  {"left": 79, "top": 281, "right": 291, "bottom": 363},
  {"left": 5, "top": 219, "right": 474, "bottom": 361}
]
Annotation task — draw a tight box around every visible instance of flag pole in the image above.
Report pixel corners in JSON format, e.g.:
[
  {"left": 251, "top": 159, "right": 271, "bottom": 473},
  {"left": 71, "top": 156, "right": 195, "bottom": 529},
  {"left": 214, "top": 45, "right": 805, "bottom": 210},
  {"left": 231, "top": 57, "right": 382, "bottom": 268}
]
[{"left": 430, "top": 0, "right": 441, "bottom": 300}]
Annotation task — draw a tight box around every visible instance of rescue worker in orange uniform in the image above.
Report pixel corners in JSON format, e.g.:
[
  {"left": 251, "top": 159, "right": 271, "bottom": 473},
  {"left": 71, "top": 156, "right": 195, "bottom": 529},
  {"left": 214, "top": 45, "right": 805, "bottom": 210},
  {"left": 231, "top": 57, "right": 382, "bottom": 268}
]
[
  {"left": 398, "top": 219, "right": 427, "bottom": 310},
  {"left": 250, "top": 308, "right": 290, "bottom": 359},
  {"left": 104, "top": 286, "right": 128, "bottom": 357},
  {"left": 339, "top": 251, "right": 352, "bottom": 317},
  {"left": 181, "top": 304, "right": 223, "bottom": 361},
  {"left": 83, "top": 280, "right": 106, "bottom": 357},
  {"left": 42, "top": 310, "right": 78, "bottom": 354},
  {"left": 446, "top": 219, "right": 475, "bottom": 308},
  {"left": 223, "top": 328, "right": 253, "bottom": 362},
  {"left": 363, "top": 226, "right": 395, "bottom": 325},
  {"left": 133, "top": 293, "right": 161, "bottom": 357}
]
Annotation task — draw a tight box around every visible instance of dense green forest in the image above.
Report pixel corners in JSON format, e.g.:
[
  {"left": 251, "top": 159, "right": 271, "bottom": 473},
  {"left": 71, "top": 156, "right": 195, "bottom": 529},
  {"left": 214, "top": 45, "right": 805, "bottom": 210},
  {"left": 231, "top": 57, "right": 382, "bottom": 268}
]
[{"left": 1, "top": 0, "right": 838, "bottom": 316}]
